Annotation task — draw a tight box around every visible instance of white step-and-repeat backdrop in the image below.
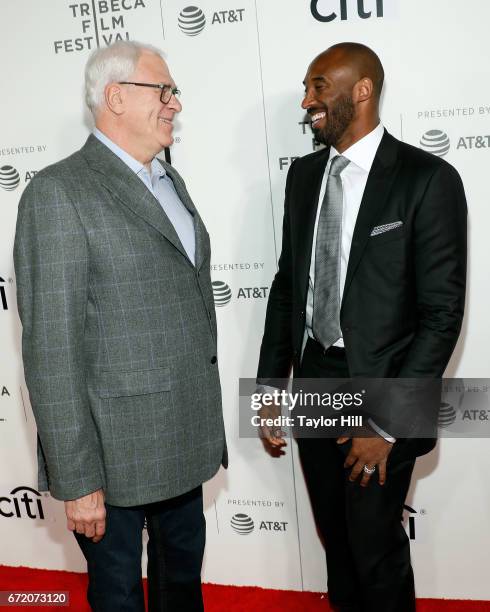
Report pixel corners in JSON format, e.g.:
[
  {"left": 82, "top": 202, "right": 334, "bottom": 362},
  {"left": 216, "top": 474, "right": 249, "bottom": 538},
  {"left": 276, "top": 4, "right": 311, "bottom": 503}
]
[{"left": 1, "top": 0, "right": 489, "bottom": 600}]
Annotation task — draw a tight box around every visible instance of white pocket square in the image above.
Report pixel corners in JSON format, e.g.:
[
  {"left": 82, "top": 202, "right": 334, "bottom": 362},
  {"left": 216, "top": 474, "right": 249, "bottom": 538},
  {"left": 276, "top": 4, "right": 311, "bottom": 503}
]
[{"left": 370, "top": 221, "right": 403, "bottom": 237}]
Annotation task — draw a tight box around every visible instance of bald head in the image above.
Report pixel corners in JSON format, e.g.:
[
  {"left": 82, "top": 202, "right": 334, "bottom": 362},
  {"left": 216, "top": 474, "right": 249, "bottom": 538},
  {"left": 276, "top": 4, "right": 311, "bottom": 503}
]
[{"left": 315, "top": 42, "right": 384, "bottom": 99}]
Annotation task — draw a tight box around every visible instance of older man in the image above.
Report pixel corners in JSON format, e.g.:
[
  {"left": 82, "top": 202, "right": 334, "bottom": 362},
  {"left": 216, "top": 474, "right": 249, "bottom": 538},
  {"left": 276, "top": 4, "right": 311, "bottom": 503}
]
[{"left": 14, "top": 41, "right": 226, "bottom": 611}]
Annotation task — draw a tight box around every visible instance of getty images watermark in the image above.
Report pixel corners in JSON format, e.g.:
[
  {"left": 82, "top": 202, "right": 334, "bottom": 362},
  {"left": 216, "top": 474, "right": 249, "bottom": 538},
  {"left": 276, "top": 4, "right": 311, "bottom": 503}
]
[
  {"left": 238, "top": 378, "right": 490, "bottom": 439},
  {"left": 250, "top": 387, "right": 365, "bottom": 430}
]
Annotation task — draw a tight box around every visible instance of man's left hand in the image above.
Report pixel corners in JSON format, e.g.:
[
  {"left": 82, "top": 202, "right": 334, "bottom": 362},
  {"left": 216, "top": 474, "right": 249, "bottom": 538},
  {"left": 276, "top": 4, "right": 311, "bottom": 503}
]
[{"left": 337, "top": 430, "right": 393, "bottom": 486}]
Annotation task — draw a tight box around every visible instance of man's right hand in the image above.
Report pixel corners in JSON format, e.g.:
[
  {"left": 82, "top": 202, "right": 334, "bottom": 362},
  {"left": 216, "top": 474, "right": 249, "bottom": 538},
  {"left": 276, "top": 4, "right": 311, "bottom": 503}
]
[{"left": 65, "top": 488, "right": 106, "bottom": 543}]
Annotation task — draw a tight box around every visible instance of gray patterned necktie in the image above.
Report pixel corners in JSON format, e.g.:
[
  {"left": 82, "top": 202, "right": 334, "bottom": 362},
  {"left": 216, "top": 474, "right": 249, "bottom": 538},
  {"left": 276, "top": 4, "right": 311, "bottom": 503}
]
[{"left": 312, "top": 154, "right": 350, "bottom": 350}]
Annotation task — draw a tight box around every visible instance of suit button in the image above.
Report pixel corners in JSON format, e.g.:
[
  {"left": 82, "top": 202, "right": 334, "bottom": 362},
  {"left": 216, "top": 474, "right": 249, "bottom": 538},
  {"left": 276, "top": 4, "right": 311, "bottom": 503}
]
[
  {"left": 344, "top": 326, "right": 350, "bottom": 332},
  {"left": 211, "top": 356, "right": 217, "bottom": 364}
]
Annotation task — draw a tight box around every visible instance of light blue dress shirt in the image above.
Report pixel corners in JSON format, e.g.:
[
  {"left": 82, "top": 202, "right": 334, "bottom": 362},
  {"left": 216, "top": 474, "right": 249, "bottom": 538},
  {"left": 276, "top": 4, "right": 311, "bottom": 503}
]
[{"left": 93, "top": 128, "right": 196, "bottom": 265}]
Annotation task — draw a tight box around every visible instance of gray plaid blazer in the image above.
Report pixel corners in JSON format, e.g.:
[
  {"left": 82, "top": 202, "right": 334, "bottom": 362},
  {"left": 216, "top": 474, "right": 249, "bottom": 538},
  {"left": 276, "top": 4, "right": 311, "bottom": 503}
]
[{"left": 14, "top": 135, "right": 227, "bottom": 506}]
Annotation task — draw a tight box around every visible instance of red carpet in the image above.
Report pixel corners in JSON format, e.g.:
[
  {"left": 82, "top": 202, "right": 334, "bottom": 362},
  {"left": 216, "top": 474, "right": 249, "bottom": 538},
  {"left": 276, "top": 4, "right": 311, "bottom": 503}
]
[{"left": 0, "top": 566, "right": 489, "bottom": 611}]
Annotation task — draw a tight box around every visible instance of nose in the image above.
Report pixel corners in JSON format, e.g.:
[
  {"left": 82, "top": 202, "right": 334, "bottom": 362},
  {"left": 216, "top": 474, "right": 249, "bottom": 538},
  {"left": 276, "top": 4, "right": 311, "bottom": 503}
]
[
  {"left": 301, "top": 88, "right": 315, "bottom": 110},
  {"left": 167, "top": 93, "right": 182, "bottom": 113}
]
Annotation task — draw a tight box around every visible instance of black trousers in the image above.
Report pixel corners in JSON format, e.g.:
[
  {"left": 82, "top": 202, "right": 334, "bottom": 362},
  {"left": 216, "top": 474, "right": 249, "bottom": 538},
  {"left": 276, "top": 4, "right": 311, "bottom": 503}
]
[
  {"left": 75, "top": 486, "right": 205, "bottom": 612},
  {"left": 297, "top": 339, "right": 415, "bottom": 612}
]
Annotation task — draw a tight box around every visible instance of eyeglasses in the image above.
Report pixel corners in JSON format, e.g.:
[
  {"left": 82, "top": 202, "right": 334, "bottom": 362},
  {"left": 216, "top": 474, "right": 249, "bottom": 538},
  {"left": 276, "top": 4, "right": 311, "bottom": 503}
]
[{"left": 118, "top": 81, "right": 181, "bottom": 104}]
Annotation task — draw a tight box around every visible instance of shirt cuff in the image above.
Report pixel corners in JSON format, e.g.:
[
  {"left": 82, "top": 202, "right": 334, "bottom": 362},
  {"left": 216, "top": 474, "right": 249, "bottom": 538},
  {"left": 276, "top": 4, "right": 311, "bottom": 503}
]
[{"left": 368, "top": 418, "right": 396, "bottom": 443}]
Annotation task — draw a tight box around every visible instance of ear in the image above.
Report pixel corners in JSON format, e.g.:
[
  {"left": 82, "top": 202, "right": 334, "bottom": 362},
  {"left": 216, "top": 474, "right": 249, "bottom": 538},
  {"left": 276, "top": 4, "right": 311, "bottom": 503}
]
[
  {"left": 353, "top": 77, "right": 373, "bottom": 103},
  {"left": 105, "top": 83, "right": 125, "bottom": 115}
]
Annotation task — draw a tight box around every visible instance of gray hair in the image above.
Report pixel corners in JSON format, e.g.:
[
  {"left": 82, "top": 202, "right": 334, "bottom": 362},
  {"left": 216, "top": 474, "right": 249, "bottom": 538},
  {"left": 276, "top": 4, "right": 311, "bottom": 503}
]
[{"left": 84, "top": 41, "right": 165, "bottom": 115}]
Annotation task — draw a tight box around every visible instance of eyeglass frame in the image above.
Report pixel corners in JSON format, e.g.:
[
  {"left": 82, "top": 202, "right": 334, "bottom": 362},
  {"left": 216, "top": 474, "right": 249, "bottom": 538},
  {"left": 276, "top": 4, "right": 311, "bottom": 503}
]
[{"left": 118, "top": 81, "right": 181, "bottom": 104}]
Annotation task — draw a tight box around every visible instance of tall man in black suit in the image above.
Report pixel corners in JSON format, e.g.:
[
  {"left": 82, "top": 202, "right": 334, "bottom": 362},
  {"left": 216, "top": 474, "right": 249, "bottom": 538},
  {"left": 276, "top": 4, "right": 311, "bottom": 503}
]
[{"left": 257, "top": 43, "right": 467, "bottom": 612}]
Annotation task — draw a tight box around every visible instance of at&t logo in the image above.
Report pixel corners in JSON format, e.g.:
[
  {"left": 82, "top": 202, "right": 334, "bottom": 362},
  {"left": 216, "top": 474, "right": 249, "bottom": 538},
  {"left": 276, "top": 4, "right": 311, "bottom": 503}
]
[
  {"left": 237, "top": 287, "right": 268, "bottom": 299},
  {"left": 420, "top": 129, "right": 490, "bottom": 155},
  {"left": 178, "top": 5, "right": 245, "bottom": 36},
  {"left": 0, "top": 166, "right": 20, "bottom": 191},
  {"left": 212, "top": 281, "right": 232, "bottom": 307},
  {"left": 212, "top": 281, "right": 269, "bottom": 306},
  {"left": 230, "top": 513, "right": 288, "bottom": 535},
  {"left": 311, "top": 0, "right": 384, "bottom": 22},
  {"left": 0, "top": 486, "right": 45, "bottom": 519},
  {"left": 178, "top": 6, "right": 206, "bottom": 36},
  {"left": 231, "top": 513, "right": 254, "bottom": 534},
  {"left": 419, "top": 130, "right": 450, "bottom": 157},
  {"left": 438, "top": 402, "right": 457, "bottom": 428},
  {"left": 456, "top": 135, "right": 490, "bottom": 150}
]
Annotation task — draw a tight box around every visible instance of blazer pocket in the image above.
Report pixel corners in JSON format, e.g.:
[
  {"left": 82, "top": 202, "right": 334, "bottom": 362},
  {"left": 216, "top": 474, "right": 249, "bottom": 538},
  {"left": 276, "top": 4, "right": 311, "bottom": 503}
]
[
  {"left": 368, "top": 225, "right": 405, "bottom": 246},
  {"left": 98, "top": 367, "right": 171, "bottom": 398}
]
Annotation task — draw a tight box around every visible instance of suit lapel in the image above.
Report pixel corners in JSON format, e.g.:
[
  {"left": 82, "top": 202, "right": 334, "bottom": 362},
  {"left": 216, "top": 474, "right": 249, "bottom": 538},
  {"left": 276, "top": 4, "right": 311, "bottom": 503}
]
[
  {"left": 341, "top": 131, "right": 400, "bottom": 308},
  {"left": 296, "top": 148, "right": 330, "bottom": 305},
  {"left": 158, "top": 161, "right": 208, "bottom": 271},
  {"left": 81, "top": 135, "right": 194, "bottom": 265}
]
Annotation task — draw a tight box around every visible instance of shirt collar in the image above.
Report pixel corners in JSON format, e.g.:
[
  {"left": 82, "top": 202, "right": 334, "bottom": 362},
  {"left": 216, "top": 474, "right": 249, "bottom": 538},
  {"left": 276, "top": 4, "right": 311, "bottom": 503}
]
[
  {"left": 328, "top": 123, "right": 385, "bottom": 173},
  {"left": 149, "top": 157, "right": 166, "bottom": 180},
  {"left": 93, "top": 128, "right": 166, "bottom": 179}
]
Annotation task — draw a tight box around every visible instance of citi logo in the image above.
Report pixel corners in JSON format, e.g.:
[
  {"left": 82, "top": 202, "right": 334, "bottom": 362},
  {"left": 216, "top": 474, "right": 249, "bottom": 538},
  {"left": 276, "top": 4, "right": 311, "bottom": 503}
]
[
  {"left": 178, "top": 6, "right": 206, "bottom": 36},
  {"left": 231, "top": 513, "right": 254, "bottom": 534},
  {"left": 403, "top": 504, "right": 421, "bottom": 540},
  {"left": 0, "top": 165, "right": 20, "bottom": 191},
  {"left": 419, "top": 130, "right": 450, "bottom": 157},
  {"left": 212, "top": 281, "right": 232, "bottom": 307},
  {"left": 311, "top": 0, "right": 384, "bottom": 22},
  {"left": 438, "top": 402, "right": 457, "bottom": 428},
  {"left": 0, "top": 277, "right": 8, "bottom": 311},
  {"left": 0, "top": 486, "right": 45, "bottom": 520}
]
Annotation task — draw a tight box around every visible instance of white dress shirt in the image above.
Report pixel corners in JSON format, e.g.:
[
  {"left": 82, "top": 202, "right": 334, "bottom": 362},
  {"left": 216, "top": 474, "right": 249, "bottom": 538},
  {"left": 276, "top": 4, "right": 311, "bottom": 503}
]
[
  {"left": 304, "top": 123, "right": 394, "bottom": 442},
  {"left": 306, "top": 122, "right": 385, "bottom": 347}
]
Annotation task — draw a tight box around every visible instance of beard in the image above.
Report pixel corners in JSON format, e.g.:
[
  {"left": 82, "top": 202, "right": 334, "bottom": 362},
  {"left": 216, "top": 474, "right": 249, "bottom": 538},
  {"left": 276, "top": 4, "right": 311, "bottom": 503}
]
[{"left": 312, "top": 95, "right": 355, "bottom": 147}]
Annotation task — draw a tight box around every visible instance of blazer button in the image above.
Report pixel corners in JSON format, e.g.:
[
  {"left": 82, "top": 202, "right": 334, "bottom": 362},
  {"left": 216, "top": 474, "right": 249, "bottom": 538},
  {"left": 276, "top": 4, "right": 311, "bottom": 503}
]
[{"left": 211, "top": 356, "right": 217, "bottom": 364}]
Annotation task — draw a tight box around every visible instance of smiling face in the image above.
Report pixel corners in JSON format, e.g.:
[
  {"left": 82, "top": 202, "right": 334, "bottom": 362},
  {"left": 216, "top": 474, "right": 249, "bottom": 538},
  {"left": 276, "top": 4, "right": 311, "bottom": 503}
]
[
  {"left": 302, "top": 51, "right": 357, "bottom": 149},
  {"left": 120, "top": 50, "right": 181, "bottom": 158}
]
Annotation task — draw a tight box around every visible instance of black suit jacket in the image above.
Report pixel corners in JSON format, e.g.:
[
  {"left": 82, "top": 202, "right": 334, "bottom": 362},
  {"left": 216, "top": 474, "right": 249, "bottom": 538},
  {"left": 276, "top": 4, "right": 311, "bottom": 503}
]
[{"left": 257, "top": 131, "right": 467, "bottom": 454}]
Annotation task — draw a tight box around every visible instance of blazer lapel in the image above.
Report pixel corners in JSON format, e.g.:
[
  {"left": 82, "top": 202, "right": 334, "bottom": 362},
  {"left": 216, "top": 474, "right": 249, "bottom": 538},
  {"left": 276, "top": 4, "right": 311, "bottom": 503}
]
[
  {"left": 341, "top": 131, "right": 400, "bottom": 307},
  {"left": 81, "top": 135, "right": 191, "bottom": 264},
  {"left": 159, "top": 161, "right": 208, "bottom": 271},
  {"left": 296, "top": 148, "right": 330, "bottom": 306}
]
